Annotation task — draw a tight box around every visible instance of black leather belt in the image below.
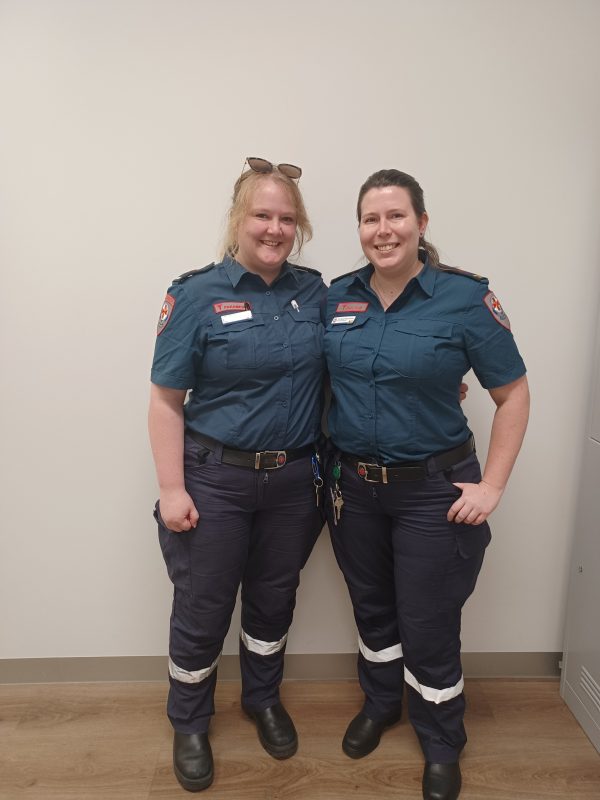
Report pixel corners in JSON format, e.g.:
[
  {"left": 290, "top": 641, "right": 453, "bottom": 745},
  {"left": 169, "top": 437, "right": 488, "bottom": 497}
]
[
  {"left": 186, "top": 430, "right": 314, "bottom": 470},
  {"left": 342, "top": 436, "right": 475, "bottom": 483}
]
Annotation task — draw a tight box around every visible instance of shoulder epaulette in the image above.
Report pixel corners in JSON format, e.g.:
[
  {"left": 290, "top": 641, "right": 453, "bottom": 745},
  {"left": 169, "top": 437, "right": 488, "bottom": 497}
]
[
  {"left": 331, "top": 268, "right": 362, "bottom": 284},
  {"left": 289, "top": 264, "right": 322, "bottom": 277},
  {"left": 437, "top": 264, "right": 486, "bottom": 282},
  {"left": 173, "top": 263, "right": 215, "bottom": 283}
]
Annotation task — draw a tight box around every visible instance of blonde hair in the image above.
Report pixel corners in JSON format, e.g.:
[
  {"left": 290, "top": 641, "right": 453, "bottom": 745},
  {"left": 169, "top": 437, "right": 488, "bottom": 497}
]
[{"left": 220, "top": 170, "right": 313, "bottom": 261}]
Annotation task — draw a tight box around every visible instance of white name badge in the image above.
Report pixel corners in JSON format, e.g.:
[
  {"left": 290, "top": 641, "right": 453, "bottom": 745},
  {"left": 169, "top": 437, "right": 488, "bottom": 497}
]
[
  {"left": 221, "top": 310, "right": 253, "bottom": 324},
  {"left": 331, "top": 315, "right": 356, "bottom": 325}
]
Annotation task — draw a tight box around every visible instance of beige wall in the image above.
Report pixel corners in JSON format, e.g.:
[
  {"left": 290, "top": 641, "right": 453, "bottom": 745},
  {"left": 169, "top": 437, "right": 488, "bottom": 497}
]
[{"left": 1, "top": 0, "right": 599, "bottom": 660}]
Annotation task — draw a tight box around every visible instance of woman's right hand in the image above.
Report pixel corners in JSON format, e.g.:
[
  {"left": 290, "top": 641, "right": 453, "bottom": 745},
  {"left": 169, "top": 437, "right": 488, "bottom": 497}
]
[
  {"left": 149, "top": 384, "right": 197, "bottom": 532},
  {"left": 159, "top": 488, "right": 199, "bottom": 532}
]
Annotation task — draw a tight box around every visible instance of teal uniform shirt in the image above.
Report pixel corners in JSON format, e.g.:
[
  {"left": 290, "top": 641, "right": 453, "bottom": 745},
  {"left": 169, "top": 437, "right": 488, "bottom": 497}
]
[
  {"left": 151, "top": 257, "right": 326, "bottom": 450},
  {"left": 324, "top": 258, "right": 526, "bottom": 462}
]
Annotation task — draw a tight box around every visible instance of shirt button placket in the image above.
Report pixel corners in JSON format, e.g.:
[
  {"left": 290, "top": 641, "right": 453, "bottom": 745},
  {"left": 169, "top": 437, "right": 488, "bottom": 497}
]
[
  {"left": 368, "top": 315, "right": 386, "bottom": 451},
  {"left": 280, "top": 311, "right": 293, "bottom": 440},
  {"left": 268, "top": 287, "right": 291, "bottom": 442}
]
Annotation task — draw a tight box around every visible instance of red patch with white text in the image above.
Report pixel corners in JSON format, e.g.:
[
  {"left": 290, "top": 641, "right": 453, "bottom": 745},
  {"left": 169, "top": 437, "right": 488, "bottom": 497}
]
[
  {"left": 336, "top": 302, "right": 369, "bottom": 313},
  {"left": 213, "top": 301, "right": 251, "bottom": 314},
  {"left": 483, "top": 291, "right": 511, "bottom": 330},
  {"left": 157, "top": 294, "right": 175, "bottom": 336}
]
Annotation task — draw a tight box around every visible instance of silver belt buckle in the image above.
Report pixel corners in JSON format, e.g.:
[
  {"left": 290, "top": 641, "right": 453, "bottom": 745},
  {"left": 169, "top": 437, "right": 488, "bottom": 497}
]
[
  {"left": 357, "top": 461, "right": 387, "bottom": 483},
  {"left": 256, "top": 450, "right": 287, "bottom": 469}
]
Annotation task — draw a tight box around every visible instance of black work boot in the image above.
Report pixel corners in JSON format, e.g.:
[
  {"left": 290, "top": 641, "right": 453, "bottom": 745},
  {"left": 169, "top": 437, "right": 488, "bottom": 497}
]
[
  {"left": 422, "top": 761, "right": 461, "bottom": 800},
  {"left": 173, "top": 731, "right": 214, "bottom": 792},
  {"left": 244, "top": 702, "right": 298, "bottom": 759},
  {"left": 342, "top": 710, "right": 402, "bottom": 758}
]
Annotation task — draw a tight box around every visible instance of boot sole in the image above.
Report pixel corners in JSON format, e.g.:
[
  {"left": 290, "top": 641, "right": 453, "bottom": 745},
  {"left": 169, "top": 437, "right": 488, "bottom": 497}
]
[
  {"left": 173, "top": 763, "right": 214, "bottom": 792},
  {"left": 258, "top": 734, "right": 298, "bottom": 759},
  {"left": 244, "top": 709, "right": 298, "bottom": 759},
  {"left": 342, "top": 737, "right": 381, "bottom": 759},
  {"left": 342, "top": 715, "right": 402, "bottom": 759}
]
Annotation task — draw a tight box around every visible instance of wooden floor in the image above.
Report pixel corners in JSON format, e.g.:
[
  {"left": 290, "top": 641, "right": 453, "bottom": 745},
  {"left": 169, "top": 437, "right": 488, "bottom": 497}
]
[{"left": 1, "top": 679, "right": 599, "bottom": 799}]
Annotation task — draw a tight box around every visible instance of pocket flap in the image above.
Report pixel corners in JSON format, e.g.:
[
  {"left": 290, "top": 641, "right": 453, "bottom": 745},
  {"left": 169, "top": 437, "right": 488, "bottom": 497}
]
[
  {"left": 212, "top": 317, "right": 265, "bottom": 334},
  {"left": 394, "top": 320, "right": 453, "bottom": 338},
  {"left": 286, "top": 306, "right": 321, "bottom": 324}
]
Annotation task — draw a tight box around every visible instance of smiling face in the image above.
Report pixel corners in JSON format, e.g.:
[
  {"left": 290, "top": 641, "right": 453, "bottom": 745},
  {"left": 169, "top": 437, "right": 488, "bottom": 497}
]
[
  {"left": 235, "top": 178, "right": 297, "bottom": 282},
  {"left": 358, "top": 186, "right": 428, "bottom": 278}
]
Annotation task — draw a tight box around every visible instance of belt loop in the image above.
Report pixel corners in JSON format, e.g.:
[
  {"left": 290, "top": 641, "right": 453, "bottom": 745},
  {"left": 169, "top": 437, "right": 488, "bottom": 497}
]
[
  {"left": 381, "top": 466, "right": 388, "bottom": 484},
  {"left": 186, "top": 430, "right": 224, "bottom": 464},
  {"left": 254, "top": 452, "right": 261, "bottom": 469},
  {"left": 213, "top": 440, "right": 224, "bottom": 465}
]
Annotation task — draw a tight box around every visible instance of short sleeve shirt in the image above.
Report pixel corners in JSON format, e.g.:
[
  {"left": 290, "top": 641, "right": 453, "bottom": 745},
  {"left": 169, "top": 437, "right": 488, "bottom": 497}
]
[
  {"left": 151, "top": 258, "right": 327, "bottom": 450},
  {"left": 324, "top": 259, "right": 526, "bottom": 462}
]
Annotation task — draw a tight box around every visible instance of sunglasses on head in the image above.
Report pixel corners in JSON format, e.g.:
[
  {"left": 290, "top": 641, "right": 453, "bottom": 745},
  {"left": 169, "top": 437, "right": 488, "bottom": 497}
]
[{"left": 246, "top": 157, "right": 302, "bottom": 180}]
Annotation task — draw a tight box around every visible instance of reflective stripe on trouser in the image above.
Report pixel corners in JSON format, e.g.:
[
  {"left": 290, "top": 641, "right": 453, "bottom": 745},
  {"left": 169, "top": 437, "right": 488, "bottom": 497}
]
[
  {"left": 239, "top": 629, "right": 289, "bottom": 713},
  {"left": 155, "top": 434, "right": 323, "bottom": 733},
  {"left": 328, "top": 450, "right": 489, "bottom": 761},
  {"left": 354, "top": 635, "right": 405, "bottom": 721}
]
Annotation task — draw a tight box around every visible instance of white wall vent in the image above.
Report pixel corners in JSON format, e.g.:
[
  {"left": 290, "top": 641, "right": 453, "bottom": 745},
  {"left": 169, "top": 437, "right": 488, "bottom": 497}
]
[{"left": 581, "top": 665, "right": 600, "bottom": 714}]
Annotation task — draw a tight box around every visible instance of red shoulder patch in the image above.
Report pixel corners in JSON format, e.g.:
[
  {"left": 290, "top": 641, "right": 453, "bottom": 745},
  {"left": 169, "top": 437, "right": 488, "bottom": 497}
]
[
  {"left": 157, "top": 294, "right": 175, "bottom": 336},
  {"left": 483, "top": 291, "right": 511, "bottom": 330}
]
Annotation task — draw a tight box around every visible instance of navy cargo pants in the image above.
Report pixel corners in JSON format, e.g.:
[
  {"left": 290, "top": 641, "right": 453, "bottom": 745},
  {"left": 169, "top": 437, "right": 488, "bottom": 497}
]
[
  {"left": 154, "top": 434, "right": 323, "bottom": 734},
  {"left": 328, "top": 450, "right": 489, "bottom": 763}
]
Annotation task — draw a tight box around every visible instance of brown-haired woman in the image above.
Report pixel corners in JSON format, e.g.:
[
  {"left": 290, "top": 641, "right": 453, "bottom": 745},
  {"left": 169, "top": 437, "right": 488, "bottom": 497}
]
[
  {"left": 149, "top": 158, "right": 326, "bottom": 791},
  {"left": 324, "top": 169, "right": 529, "bottom": 800}
]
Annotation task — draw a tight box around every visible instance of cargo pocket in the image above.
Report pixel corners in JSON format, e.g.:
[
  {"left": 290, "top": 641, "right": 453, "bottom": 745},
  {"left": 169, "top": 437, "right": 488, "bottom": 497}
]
[
  {"left": 454, "top": 521, "right": 491, "bottom": 558},
  {"left": 153, "top": 501, "right": 191, "bottom": 591},
  {"left": 442, "top": 452, "right": 492, "bottom": 558},
  {"left": 209, "top": 318, "right": 267, "bottom": 369},
  {"left": 325, "top": 315, "right": 370, "bottom": 366},
  {"left": 285, "top": 305, "right": 323, "bottom": 359},
  {"left": 390, "top": 320, "right": 454, "bottom": 378}
]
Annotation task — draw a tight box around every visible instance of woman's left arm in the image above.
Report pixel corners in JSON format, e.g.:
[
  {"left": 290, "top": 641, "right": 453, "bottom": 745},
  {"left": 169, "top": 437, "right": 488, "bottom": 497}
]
[{"left": 447, "top": 374, "right": 530, "bottom": 525}]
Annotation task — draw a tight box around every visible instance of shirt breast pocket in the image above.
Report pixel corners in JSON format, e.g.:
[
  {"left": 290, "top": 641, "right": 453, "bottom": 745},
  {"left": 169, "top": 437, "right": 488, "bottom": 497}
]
[
  {"left": 286, "top": 306, "right": 323, "bottom": 359},
  {"left": 325, "top": 316, "right": 370, "bottom": 367},
  {"left": 390, "top": 320, "right": 454, "bottom": 379},
  {"left": 210, "top": 318, "right": 267, "bottom": 369}
]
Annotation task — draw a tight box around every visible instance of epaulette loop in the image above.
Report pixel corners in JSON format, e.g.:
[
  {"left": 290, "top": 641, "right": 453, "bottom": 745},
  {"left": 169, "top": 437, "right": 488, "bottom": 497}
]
[
  {"left": 291, "top": 264, "right": 322, "bottom": 277},
  {"left": 331, "top": 267, "right": 362, "bottom": 284},
  {"left": 437, "top": 264, "right": 486, "bottom": 282},
  {"left": 173, "top": 263, "right": 215, "bottom": 283}
]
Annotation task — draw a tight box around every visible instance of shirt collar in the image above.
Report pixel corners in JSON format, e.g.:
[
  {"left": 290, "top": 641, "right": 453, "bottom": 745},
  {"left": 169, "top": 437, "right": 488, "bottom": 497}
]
[
  {"left": 275, "top": 261, "right": 300, "bottom": 286},
  {"left": 222, "top": 256, "right": 249, "bottom": 288},
  {"left": 415, "top": 258, "right": 436, "bottom": 297},
  {"left": 221, "top": 256, "right": 298, "bottom": 288},
  {"left": 352, "top": 265, "right": 374, "bottom": 291},
  {"left": 351, "top": 256, "right": 436, "bottom": 298}
]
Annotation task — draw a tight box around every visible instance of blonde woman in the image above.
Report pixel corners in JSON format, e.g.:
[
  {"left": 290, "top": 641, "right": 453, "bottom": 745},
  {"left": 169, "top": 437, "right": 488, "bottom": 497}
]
[{"left": 149, "top": 158, "right": 326, "bottom": 791}]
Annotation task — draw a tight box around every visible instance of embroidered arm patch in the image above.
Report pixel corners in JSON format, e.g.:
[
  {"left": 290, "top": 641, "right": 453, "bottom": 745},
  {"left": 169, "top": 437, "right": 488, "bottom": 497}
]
[
  {"left": 483, "top": 291, "right": 511, "bottom": 330},
  {"left": 157, "top": 294, "right": 175, "bottom": 335}
]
